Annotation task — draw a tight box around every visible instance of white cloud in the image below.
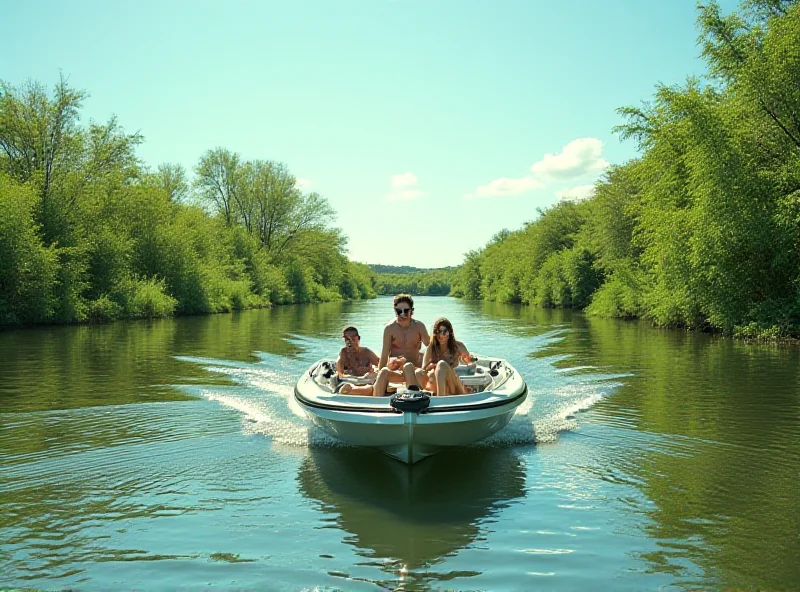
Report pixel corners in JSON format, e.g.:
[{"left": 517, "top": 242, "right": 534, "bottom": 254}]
[
  {"left": 463, "top": 176, "right": 544, "bottom": 199},
  {"left": 530, "top": 138, "right": 609, "bottom": 179},
  {"left": 556, "top": 184, "right": 596, "bottom": 202},
  {"left": 387, "top": 172, "right": 425, "bottom": 201},
  {"left": 391, "top": 172, "right": 418, "bottom": 188},
  {"left": 295, "top": 178, "right": 312, "bottom": 189}
]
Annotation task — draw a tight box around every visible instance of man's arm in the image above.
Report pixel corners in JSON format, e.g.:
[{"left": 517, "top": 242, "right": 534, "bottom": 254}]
[
  {"left": 336, "top": 348, "right": 345, "bottom": 376},
  {"left": 419, "top": 321, "right": 431, "bottom": 347},
  {"left": 366, "top": 347, "right": 380, "bottom": 368},
  {"left": 378, "top": 326, "right": 392, "bottom": 369}
]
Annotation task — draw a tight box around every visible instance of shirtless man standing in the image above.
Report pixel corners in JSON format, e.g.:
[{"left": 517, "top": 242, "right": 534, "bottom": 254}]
[{"left": 371, "top": 294, "right": 430, "bottom": 395}]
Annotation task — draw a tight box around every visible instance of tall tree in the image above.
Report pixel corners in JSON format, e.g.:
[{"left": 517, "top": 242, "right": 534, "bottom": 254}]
[
  {"left": 153, "top": 162, "right": 189, "bottom": 203},
  {"left": 194, "top": 147, "right": 242, "bottom": 226},
  {"left": 699, "top": 0, "right": 800, "bottom": 150},
  {"left": 243, "top": 160, "right": 335, "bottom": 258},
  {"left": 0, "top": 76, "right": 142, "bottom": 244}
]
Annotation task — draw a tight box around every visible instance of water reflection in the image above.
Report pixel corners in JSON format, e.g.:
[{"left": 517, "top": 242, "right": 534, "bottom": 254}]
[
  {"left": 0, "top": 301, "right": 356, "bottom": 414},
  {"left": 297, "top": 447, "right": 526, "bottom": 575},
  {"left": 544, "top": 313, "right": 800, "bottom": 590},
  {"left": 4, "top": 296, "right": 800, "bottom": 590}
]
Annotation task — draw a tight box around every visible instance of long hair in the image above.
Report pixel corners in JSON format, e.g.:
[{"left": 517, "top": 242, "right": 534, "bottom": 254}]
[{"left": 430, "top": 317, "right": 458, "bottom": 360}]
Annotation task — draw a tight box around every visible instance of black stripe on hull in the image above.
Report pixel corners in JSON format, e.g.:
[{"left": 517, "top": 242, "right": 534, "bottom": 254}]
[{"left": 294, "top": 384, "right": 527, "bottom": 415}]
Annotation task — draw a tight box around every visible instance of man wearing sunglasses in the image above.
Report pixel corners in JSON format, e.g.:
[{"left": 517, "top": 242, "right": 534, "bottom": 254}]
[
  {"left": 349, "top": 294, "right": 428, "bottom": 396},
  {"left": 377, "top": 293, "right": 430, "bottom": 374}
]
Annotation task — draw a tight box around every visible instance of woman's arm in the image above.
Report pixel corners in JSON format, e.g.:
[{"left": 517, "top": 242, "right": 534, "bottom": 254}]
[
  {"left": 422, "top": 346, "right": 434, "bottom": 370},
  {"left": 457, "top": 341, "right": 472, "bottom": 364}
]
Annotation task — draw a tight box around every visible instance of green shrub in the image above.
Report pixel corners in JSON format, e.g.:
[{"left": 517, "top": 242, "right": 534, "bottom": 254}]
[
  {"left": 122, "top": 276, "right": 177, "bottom": 318},
  {"left": 311, "top": 282, "right": 342, "bottom": 302},
  {"left": 586, "top": 267, "right": 645, "bottom": 319},
  {"left": 53, "top": 246, "right": 90, "bottom": 323},
  {"left": 86, "top": 294, "right": 123, "bottom": 323},
  {"left": 0, "top": 175, "right": 59, "bottom": 324}
]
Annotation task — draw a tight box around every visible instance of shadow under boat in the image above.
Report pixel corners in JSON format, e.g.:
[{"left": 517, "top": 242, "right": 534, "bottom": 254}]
[{"left": 296, "top": 445, "right": 527, "bottom": 572}]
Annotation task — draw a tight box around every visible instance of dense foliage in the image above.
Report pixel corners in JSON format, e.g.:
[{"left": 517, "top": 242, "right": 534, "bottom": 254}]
[
  {"left": 370, "top": 266, "right": 456, "bottom": 296},
  {"left": 0, "top": 77, "right": 376, "bottom": 326},
  {"left": 450, "top": 0, "right": 800, "bottom": 339}
]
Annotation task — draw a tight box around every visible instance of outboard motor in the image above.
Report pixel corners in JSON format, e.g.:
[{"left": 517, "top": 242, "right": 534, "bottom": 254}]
[{"left": 390, "top": 385, "right": 431, "bottom": 413}]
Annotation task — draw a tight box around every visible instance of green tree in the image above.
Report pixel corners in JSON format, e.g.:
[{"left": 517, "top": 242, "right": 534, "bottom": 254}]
[{"left": 0, "top": 175, "right": 58, "bottom": 323}]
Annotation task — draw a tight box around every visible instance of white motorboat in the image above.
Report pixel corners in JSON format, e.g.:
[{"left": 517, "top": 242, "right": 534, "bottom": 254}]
[{"left": 294, "top": 355, "right": 528, "bottom": 464}]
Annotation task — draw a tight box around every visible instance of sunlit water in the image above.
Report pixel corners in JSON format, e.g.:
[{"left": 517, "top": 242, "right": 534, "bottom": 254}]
[{"left": 1, "top": 297, "right": 799, "bottom": 591}]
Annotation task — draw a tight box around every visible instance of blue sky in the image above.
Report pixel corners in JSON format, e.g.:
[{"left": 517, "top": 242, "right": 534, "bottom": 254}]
[{"left": 1, "top": 0, "right": 738, "bottom": 268}]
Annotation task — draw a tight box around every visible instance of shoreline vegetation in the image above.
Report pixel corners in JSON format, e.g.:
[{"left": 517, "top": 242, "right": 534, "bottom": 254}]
[
  {"left": 2, "top": 1, "right": 799, "bottom": 343},
  {"left": 0, "top": 77, "right": 381, "bottom": 328},
  {"left": 449, "top": 1, "right": 800, "bottom": 341}
]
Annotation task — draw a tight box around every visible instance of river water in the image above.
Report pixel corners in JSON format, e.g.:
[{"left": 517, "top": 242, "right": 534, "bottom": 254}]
[{"left": 1, "top": 296, "right": 798, "bottom": 591}]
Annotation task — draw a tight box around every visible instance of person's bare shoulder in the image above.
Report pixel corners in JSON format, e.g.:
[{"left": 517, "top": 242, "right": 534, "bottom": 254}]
[{"left": 385, "top": 321, "right": 402, "bottom": 337}]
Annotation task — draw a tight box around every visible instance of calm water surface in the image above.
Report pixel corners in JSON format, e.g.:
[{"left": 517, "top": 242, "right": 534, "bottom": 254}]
[{"left": 1, "top": 297, "right": 799, "bottom": 591}]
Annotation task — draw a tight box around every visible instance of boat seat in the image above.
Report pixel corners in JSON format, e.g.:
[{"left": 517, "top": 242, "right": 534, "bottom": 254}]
[
  {"left": 329, "top": 373, "right": 377, "bottom": 393},
  {"left": 458, "top": 365, "right": 493, "bottom": 393},
  {"left": 455, "top": 363, "right": 478, "bottom": 376},
  {"left": 337, "top": 375, "right": 377, "bottom": 385}
]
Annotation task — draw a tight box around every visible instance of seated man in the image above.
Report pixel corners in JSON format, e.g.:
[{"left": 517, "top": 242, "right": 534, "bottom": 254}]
[
  {"left": 336, "top": 326, "right": 380, "bottom": 395},
  {"left": 371, "top": 293, "right": 431, "bottom": 396}
]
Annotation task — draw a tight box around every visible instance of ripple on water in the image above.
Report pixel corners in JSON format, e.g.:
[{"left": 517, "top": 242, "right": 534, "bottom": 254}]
[
  {"left": 174, "top": 343, "right": 627, "bottom": 456},
  {"left": 5, "top": 298, "right": 800, "bottom": 591}
]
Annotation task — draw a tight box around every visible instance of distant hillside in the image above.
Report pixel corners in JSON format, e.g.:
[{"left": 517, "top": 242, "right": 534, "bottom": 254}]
[
  {"left": 369, "top": 264, "right": 457, "bottom": 275},
  {"left": 367, "top": 265, "right": 459, "bottom": 296}
]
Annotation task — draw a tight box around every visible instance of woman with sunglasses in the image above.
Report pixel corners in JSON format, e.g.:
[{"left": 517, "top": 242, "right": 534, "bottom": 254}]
[{"left": 415, "top": 317, "right": 472, "bottom": 396}]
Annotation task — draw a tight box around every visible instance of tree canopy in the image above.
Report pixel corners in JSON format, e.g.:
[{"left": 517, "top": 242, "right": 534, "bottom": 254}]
[
  {"left": 0, "top": 77, "right": 377, "bottom": 325},
  {"left": 450, "top": 0, "right": 800, "bottom": 339}
]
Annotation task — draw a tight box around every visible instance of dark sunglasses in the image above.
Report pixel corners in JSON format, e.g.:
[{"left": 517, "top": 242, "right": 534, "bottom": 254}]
[
  {"left": 343, "top": 334, "right": 359, "bottom": 340},
  {"left": 395, "top": 307, "right": 412, "bottom": 316},
  {"left": 434, "top": 328, "right": 450, "bottom": 336}
]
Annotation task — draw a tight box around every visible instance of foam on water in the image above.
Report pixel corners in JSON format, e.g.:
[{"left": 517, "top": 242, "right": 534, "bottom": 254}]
[
  {"left": 175, "top": 344, "right": 629, "bottom": 453},
  {"left": 177, "top": 355, "right": 349, "bottom": 449}
]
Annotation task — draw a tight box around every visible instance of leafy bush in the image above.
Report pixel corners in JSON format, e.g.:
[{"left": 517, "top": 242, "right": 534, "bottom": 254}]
[
  {"left": 86, "top": 294, "right": 123, "bottom": 323},
  {"left": 0, "top": 176, "right": 59, "bottom": 324},
  {"left": 122, "top": 276, "right": 177, "bottom": 318},
  {"left": 52, "top": 246, "right": 90, "bottom": 323},
  {"left": 585, "top": 267, "right": 645, "bottom": 320}
]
